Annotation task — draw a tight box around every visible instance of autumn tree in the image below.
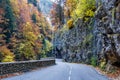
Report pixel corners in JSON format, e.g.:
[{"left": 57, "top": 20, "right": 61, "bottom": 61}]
[
  {"left": 63, "top": 0, "right": 96, "bottom": 29},
  {"left": 71, "top": 0, "right": 96, "bottom": 21},
  {"left": 0, "top": 0, "right": 53, "bottom": 62},
  {"left": 0, "top": 46, "right": 14, "bottom": 62},
  {"left": 64, "top": 0, "right": 77, "bottom": 19}
]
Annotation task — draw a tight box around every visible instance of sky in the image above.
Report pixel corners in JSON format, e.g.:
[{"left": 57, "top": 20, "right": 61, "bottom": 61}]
[{"left": 50, "top": 0, "right": 56, "bottom": 2}]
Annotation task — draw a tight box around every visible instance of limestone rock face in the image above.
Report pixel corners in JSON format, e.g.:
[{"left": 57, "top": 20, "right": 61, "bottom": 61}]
[
  {"left": 95, "top": 0, "right": 120, "bottom": 67},
  {"left": 54, "top": 0, "right": 120, "bottom": 68},
  {"left": 54, "top": 19, "right": 94, "bottom": 63}
]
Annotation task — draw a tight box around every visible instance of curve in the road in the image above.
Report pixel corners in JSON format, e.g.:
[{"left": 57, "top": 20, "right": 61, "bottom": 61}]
[{"left": 3, "top": 60, "right": 109, "bottom": 80}]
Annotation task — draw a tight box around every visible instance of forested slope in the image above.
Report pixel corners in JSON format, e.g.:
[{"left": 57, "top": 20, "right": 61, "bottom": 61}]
[{"left": 0, "top": 0, "right": 52, "bottom": 62}]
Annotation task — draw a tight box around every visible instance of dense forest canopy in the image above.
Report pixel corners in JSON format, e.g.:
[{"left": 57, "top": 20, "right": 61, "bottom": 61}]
[{"left": 0, "top": 0, "right": 52, "bottom": 62}]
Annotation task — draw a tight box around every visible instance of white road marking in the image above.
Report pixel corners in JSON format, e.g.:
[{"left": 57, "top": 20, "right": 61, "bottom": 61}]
[
  {"left": 68, "top": 66, "right": 72, "bottom": 80},
  {"left": 69, "top": 67, "right": 72, "bottom": 75},
  {"left": 68, "top": 76, "right": 71, "bottom": 80}
]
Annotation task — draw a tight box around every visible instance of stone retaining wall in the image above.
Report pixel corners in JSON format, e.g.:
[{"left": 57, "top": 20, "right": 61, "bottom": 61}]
[{"left": 0, "top": 59, "right": 55, "bottom": 75}]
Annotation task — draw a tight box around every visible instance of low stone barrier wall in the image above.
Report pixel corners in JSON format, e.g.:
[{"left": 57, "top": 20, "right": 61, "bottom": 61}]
[{"left": 0, "top": 59, "right": 55, "bottom": 75}]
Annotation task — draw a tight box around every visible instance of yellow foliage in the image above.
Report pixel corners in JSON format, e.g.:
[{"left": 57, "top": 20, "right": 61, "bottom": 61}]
[
  {"left": 100, "top": 61, "right": 106, "bottom": 69},
  {"left": 2, "top": 55, "right": 14, "bottom": 62},
  {"left": 23, "top": 22, "right": 33, "bottom": 31},
  {"left": 86, "top": 9, "right": 95, "bottom": 17},
  {"left": 10, "top": 0, "right": 20, "bottom": 18},
  {"left": 0, "top": 46, "right": 14, "bottom": 62},
  {"left": 67, "top": 19, "right": 74, "bottom": 29},
  {"left": 17, "top": 42, "right": 36, "bottom": 60},
  {"left": 71, "top": 0, "right": 96, "bottom": 20},
  {"left": 23, "top": 22, "right": 38, "bottom": 41},
  {"left": 45, "top": 40, "right": 52, "bottom": 52},
  {"left": 25, "top": 32, "right": 37, "bottom": 41}
]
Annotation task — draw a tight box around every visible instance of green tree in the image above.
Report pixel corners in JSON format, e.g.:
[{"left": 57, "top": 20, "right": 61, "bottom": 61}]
[
  {"left": 40, "top": 38, "right": 52, "bottom": 58},
  {"left": 28, "top": 0, "right": 37, "bottom": 6},
  {"left": 4, "top": 0, "right": 16, "bottom": 43},
  {"left": 32, "top": 14, "right": 37, "bottom": 23}
]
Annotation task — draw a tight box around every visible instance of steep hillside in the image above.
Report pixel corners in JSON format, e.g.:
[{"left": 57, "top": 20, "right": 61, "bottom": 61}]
[{"left": 0, "top": 0, "right": 52, "bottom": 62}]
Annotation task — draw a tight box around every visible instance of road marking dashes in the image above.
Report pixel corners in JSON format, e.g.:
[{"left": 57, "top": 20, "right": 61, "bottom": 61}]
[{"left": 68, "top": 66, "right": 72, "bottom": 80}]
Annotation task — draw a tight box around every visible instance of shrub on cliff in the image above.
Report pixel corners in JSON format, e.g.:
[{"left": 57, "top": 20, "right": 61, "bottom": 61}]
[
  {"left": 83, "top": 33, "right": 93, "bottom": 46},
  {"left": 71, "top": 0, "right": 96, "bottom": 21},
  {"left": 67, "top": 19, "right": 74, "bottom": 29},
  {"left": 90, "top": 56, "right": 97, "bottom": 67}
]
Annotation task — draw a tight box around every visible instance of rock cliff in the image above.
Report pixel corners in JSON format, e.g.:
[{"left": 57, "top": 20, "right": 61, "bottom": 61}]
[{"left": 54, "top": 0, "right": 120, "bottom": 70}]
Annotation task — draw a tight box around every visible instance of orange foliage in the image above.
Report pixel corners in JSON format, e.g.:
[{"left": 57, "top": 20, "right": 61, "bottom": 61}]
[{"left": 0, "top": 46, "right": 14, "bottom": 62}]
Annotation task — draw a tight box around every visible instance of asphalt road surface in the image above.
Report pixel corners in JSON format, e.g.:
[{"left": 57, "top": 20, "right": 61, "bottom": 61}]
[{"left": 3, "top": 59, "right": 109, "bottom": 80}]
